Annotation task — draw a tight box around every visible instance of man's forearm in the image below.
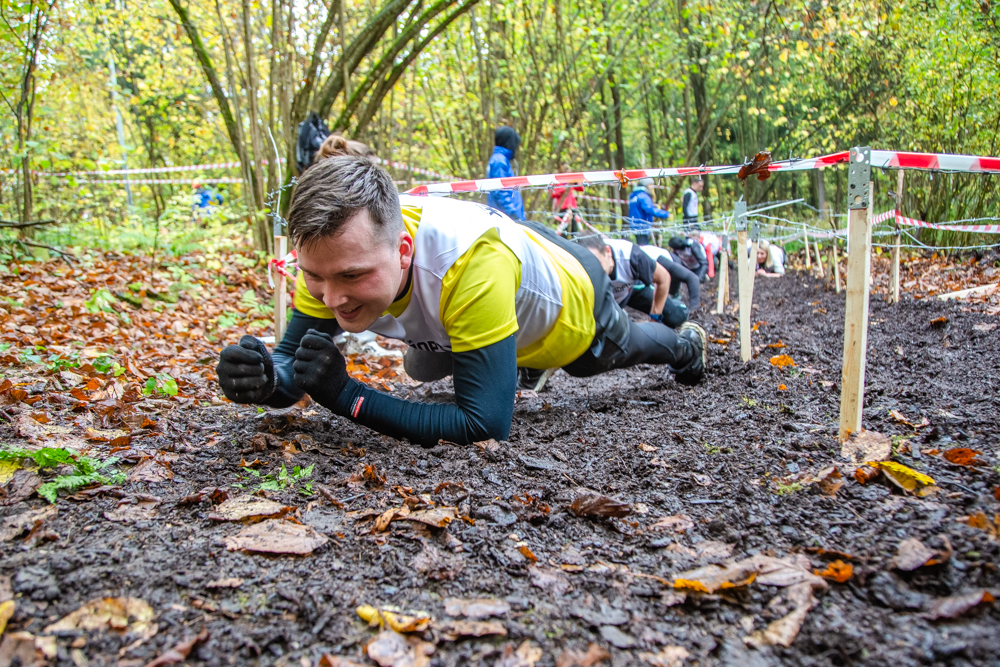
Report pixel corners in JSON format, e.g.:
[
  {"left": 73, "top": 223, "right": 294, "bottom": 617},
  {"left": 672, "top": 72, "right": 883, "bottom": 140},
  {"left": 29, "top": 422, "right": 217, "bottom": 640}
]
[
  {"left": 269, "top": 310, "right": 343, "bottom": 408},
  {"left": 323, "top": 336, "right": 518, "bottom": 447}
]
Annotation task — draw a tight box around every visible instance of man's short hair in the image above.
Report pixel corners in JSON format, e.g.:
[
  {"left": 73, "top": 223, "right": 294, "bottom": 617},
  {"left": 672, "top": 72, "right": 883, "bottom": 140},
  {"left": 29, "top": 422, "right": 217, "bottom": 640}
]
[
  {"left": 575, "top": 234, "right": 607, "bottom": 252},
  {"left": 288, "top": 156, "right": 403, "bottom": 249}
]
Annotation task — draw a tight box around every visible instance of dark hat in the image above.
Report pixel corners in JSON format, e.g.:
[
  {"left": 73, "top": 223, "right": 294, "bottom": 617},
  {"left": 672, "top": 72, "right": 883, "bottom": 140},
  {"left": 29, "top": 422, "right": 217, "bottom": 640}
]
[
  {"left": 668, "top": 236, "right": 691, "bottom": 250},
  {"left": 494, "top": 126, "right": 521, "bottom": 155}
]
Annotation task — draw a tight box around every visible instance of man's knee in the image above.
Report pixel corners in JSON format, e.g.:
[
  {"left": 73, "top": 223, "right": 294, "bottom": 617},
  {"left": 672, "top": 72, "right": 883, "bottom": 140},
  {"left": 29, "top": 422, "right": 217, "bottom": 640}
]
[{"left": 403, "top": 348, "right": 453, "bottom": 382}]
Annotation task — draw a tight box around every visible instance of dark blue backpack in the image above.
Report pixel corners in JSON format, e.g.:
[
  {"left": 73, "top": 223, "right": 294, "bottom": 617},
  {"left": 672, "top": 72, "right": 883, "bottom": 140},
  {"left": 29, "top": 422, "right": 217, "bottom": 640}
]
[{"left": 296, "top": 112, "right": 330, "bottom": 172}]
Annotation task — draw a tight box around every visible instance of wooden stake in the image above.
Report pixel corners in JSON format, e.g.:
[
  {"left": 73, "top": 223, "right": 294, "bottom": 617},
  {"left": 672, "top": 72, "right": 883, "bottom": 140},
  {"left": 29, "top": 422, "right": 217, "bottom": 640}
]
[
  {"left": 814, "top": 240, "right": 825, "bottom": 278},
  {"left": 748, "top": 239, "right": 759, "bottom": 305},
  {"left": 723, "top": 235, "right": 731, "bottom": 305},
  {"left": 889, "top": 169, "right": 905, "bottom": 304},
  {"left": 737, "top": 229, "right": 752, "bottom": 362},
  {"left": 831, "top": 240, "right": 841, "bottom": 293},
  {"left": 838, "top": 178, "right": 874, "bottom": 442},
  {"left": 274, "top": 235, "right": 288, "bottom": 342},
  {"left": 716, "top": 236, "right": 729, "bottom": 314},
  {"left": 802, "top": 224, "right": 811, "bottom": 269}
]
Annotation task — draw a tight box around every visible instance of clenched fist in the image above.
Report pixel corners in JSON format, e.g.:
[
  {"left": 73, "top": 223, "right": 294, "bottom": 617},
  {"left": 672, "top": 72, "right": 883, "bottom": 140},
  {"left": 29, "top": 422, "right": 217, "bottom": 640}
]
[
  {"left": 293, "top": 329, "right": 351, "bottom": 407},
  {"left": 216, "top": 335, "right": 275, "bottom": 404}
]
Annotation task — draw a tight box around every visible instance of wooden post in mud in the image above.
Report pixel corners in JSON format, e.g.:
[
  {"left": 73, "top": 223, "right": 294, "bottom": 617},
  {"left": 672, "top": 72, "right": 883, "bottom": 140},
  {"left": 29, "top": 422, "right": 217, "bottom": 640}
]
[
  {"left": 716, "top": 234, "right": 729, "bottom": 314},
  {"left": 734, "top": 202, "right": 753, "bottom": 361},
  {"left": 889, "top": 169, "right": 905, "bottom": 304},
  {"left": 274, "top": 234, "right": 288, "bottom": 342},
  {"left": 802, "top": 224, "right": 811, "bottom": 269},
  {"left": 831, "top": 240, "right": 841, "bottom": 293},
  {"left": 814, "top": 240, "right": 825, "bottom": 278},
  {"left": 839, "top": 147, "right": 873, "bottom": 442}
]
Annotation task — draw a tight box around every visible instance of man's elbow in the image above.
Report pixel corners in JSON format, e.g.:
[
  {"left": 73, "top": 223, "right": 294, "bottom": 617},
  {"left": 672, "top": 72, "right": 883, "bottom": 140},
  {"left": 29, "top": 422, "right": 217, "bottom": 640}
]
[{"left": 465, "top": 412, "right": 512, "bottom": 443}]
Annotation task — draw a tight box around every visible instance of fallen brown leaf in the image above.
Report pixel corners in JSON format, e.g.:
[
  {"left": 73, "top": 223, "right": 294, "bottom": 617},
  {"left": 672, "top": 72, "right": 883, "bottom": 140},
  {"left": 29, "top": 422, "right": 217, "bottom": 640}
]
[
  {"left": 528, "top": 566, "right": 572, "bottom": 596},
  {"left": 402, "top": 506, "right": 459, "bottom": 528},
  {"left": 366, "top": 629, "right": 434, "bottom": 667},
  {"left": 673, "top": 560, "right": 758, "bottom": 593},
  {"left": 649, "top": 515, "right": 694, "bottom": 534},
  {"left": 636, "top": 646, "right": 690, "bottom": 667},
  {"left": 556, "top": 643, "right": 611, "bottom": 667},
  {"left": 494, "top": 640, "right": 543, "bottom": 667},
  {"left": 0, "top": 469, "right": 43, "bottom": 506},
  {"left": 44, "top": 597, "right": 157, "bottom": 639},
  {"left": 208, "top": 495, "right": 292, "bottom": 522},
  {"left": 841, "top": 429, "right": 891, "bottom": 464},
  {"left": 808, "top": 466, "right": 843, "bottom": 496},
  {"left": 224, "top": 519, "right": 328, "bottom": 555},
  {"left": 744, "top": 581, "right": 816, "bottom": 648},
  {"left": 205, "top": 578, "right": 244, "bottom": 589},
  {"left": 570, "top": 491, "right": 631, "bottom": 519},
  {"left": 317, "top": 655, "right": 368, "bottom": 667},
  {"left": 443, "top": 598, "right": 510, "bottom": 619},
  {"left": 412, "top": 542, "right": 465, "bottom": 580},
  {"left": 958, "top": 512, "right": 1000, "bottom": 540},
  {"left": 942, "top": 448, "right": 985, "bottom": 466},
  {"left": 892, "top": 538, "right": 944, "bottom": 571},
  {"left": 0, "top": 631, "right": 57, "bottom": 666},
  {"left": 750, "top": 555, "right": 828, "bottom": 590},
  {"left": 0, "top": 506, "right": 57, "bottom": 542},
  {"left": 435, "top": 619, "right": 506, "bottom": 641},
  {"left": 923, "top": 590, "right": 995, "bottom": 620},
  {"left": 104, "top": 498, "right": 160, "bottom": 523},
  {"left": 769, "top": 354, "right": 795, "bottom": 367},
  {"left": 142, "top": 629, "right": 208, "bottom": 667},
  {"left": 814, "top": 560, "right": 853, "bottom": 583}
]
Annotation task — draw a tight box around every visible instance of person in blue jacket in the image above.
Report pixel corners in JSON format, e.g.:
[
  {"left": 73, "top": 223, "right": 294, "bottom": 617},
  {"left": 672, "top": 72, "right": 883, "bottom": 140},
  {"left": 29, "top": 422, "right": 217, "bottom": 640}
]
[
  {"left": 486, "top": 126, "right": 525, "bottom": 220},
  {"left": 628, "top": 178, "right": 670, "bottom": 245}
]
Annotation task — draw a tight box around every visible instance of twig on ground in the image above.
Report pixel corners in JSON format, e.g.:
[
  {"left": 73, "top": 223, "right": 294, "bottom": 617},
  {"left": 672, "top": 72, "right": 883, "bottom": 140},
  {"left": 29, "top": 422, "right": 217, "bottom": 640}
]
[{"left": 18, "top": 241, "right": 76, "bottom": 263}]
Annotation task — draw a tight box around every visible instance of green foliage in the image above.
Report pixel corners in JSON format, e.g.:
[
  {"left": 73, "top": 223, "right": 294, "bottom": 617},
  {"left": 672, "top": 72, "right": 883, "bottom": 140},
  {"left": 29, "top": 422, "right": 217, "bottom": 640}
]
[
  {"left": 235, "top": 463, "right": 315, "bottom": 495},
  {"left": 0, "top": 447, "right": 126, "bottom": 503},
  {"left": 37, "top": 455, "right": 127, "bottom": 503},
  {"left": 142, "top": 373, "right": 179, "bottom": 396},
  {"left": 0, "top": 446, "right": 76, "bottom": 468}
]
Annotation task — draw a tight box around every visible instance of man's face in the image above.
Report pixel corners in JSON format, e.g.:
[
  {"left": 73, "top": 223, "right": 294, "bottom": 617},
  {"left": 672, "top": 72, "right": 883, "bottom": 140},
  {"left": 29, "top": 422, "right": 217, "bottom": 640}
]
[
  {"left": 587, "top": 246, "right": 615, "bottom": 276},
  {"left": 296, "top": 210, "right": 413, "bottom": 333},
  {"left": 692, "top": 180, "right": 704, "bottom": 192}
]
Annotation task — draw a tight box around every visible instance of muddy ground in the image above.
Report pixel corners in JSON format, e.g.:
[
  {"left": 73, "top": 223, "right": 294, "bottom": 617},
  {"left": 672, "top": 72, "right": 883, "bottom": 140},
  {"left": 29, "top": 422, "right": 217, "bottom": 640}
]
[{"left": 2, "top": 265, "right": 999, "bottom": 667}]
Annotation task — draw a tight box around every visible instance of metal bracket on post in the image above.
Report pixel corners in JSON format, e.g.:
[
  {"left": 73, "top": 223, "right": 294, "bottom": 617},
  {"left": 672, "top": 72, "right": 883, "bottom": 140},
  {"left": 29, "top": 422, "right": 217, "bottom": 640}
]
[
  {"left": 847, "top": 147, "right": 871, "bottom": 210},
  {"left": 749, "top": 220, "right": 761, "bottom": 242},
  {"left": 734, "top": 200, "right": 748, "bottom": 231}
]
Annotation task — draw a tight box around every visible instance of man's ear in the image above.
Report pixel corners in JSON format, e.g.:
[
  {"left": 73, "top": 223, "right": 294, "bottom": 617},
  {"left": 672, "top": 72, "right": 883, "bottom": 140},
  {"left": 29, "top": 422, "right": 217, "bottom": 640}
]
[{"left": 398, "top": 230, "right": 414, "bottom": 270}]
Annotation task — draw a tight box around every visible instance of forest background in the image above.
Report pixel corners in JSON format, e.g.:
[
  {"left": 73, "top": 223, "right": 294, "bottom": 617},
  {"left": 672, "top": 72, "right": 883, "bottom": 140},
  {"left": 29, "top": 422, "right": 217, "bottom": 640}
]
[{"left": 2, "top": 0, "right": 1000, "bottom": 257}]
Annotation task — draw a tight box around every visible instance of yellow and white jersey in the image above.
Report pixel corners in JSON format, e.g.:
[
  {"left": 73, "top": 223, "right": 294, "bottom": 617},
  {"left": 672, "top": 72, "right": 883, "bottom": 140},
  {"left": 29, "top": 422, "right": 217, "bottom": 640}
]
[{"left": 293, "top": 195, "right": 596, "bottom": 369}]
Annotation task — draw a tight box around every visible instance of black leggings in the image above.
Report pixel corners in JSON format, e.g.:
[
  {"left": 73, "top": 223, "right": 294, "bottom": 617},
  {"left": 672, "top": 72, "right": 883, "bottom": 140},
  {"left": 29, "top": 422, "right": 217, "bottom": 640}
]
[
  {"left": 658, "top": 256, "right": 701, "bottom": 310},
  {"left": 627, "top": 286, "right": 688, "bottom": 328},
  {"left": 562, "top": 318, "right": 697, "bottom": 378}
]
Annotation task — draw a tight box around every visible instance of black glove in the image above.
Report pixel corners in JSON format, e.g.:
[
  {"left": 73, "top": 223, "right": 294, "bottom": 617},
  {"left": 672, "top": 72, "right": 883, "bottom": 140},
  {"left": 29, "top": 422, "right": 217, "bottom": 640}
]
[
  {"left": 293, "top": 329, "right": 351, "bottom": 406},
  {"left": 216, "top": 335, "right": 275, "bottom": 404}
]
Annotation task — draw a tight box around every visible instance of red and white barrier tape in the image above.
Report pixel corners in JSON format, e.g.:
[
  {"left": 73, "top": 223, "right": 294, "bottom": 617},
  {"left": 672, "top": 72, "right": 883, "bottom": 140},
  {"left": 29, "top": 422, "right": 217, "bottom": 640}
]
[
  {"left": 405, "top": 149, "right": 1000, "bottom": 196},
  {"left": 870, "top": 150, "right": 1000, "bottom": 173},
  {"left": 74, "top": 177, "right": 243, "bottom": 185},
  {"left": 267, "top": 250, "right": 298, "bottom": 288},
  {"left": 875, "top": 210, "right": 1000, "bottom": 234},
  {"left": 406, "top": 152, "right": 852, "bottom": 195}
]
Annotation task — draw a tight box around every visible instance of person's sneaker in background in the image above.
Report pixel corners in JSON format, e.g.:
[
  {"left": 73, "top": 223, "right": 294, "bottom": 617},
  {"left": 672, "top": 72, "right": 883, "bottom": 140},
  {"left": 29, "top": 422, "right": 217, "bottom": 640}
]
[{"left": 672, "top": 321, "right": 706, "bottom": 386}]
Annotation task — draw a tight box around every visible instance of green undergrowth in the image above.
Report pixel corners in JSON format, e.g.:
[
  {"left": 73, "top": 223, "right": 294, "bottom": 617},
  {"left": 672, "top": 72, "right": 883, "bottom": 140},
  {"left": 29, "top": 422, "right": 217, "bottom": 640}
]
[{"left": 0, "top": 447, "right": 126, "bottom": 503}]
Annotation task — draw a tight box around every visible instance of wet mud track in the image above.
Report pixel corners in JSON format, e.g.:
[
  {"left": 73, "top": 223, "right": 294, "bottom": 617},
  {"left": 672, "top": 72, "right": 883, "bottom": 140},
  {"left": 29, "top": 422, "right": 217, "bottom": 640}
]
[{"left": 2, "top": 268, "right": 999, "bottom": 666}]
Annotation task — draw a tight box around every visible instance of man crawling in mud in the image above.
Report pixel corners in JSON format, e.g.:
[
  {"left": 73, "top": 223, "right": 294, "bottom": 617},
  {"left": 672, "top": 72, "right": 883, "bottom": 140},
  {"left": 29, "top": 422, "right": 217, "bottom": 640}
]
[{"left": 215, "top": 156, "right": 707, "bottom": 446}]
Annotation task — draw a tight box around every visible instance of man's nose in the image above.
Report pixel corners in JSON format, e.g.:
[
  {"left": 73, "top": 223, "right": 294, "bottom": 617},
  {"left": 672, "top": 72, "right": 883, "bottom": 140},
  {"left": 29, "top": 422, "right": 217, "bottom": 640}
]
[{"left": 323, "top": 285, "right": 351, "bottom": 311}]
